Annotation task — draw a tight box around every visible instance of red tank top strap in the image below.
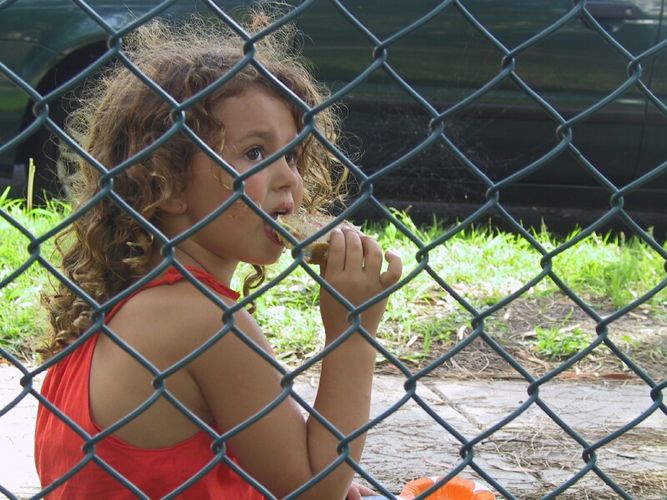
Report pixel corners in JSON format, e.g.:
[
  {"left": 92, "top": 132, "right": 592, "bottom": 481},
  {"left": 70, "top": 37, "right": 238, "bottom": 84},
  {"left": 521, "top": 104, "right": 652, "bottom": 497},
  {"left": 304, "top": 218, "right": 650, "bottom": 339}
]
[{"left": 105, "top": 266, "right": 239, "bottom": 324}]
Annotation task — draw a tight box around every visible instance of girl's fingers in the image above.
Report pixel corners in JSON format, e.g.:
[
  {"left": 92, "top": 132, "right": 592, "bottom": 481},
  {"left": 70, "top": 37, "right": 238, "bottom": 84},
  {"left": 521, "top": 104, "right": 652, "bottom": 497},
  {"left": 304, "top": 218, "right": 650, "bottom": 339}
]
[
  {"left": 361, "top": 235, "right": 382, "bottom": 275},
  {"left": 379, "top": 250, "right": 402, "bottom": 289},
  {"left": 354, "top": 484, "right": 378, "bottom": 496},
  {"left": 325, "top": 228, "right": 345, "bottom": 272},
  {"left": 342, "top": 228, "right": 363, "bottom": 270},
  {"left": 325, "top": 229, "right": 401, "bottom": 296},
  {"left": 345, "top": 486, "right": 362, "bottom": 500}
]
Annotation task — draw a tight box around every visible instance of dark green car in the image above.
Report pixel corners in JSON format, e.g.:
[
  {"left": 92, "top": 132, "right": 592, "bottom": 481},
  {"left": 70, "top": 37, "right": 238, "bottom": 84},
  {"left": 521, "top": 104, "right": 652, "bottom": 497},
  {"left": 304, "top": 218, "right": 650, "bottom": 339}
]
[{"left": 1, "top": 0, "right": 665, "bottom": 232}]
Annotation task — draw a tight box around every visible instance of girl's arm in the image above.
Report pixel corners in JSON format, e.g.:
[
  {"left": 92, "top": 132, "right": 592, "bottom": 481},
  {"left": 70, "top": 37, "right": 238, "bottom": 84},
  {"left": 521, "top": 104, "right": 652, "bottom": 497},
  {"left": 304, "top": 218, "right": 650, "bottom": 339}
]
[{"left": 189, "top": 228, "right": 401, "bottom": 499}]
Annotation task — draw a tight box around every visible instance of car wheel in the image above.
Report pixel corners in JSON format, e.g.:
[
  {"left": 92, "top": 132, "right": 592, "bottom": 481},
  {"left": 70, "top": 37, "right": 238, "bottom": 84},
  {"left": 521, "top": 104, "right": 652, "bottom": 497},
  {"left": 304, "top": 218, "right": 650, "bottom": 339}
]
[{"left": 19, "top": 94, "right": 77, "bottom": 203}]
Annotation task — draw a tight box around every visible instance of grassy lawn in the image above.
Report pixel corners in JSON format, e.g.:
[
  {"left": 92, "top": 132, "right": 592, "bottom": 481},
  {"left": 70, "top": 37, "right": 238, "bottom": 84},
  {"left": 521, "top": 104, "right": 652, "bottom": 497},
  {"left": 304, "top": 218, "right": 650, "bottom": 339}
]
[
  {"left": 0, "top": 192, "right": 70, "bottom": 361},
  {"left": 1, "top": 194, "right": 665, "bottom": 378},
  {"left": 254, "top": 210, "right": 666, "bottom": 378}
]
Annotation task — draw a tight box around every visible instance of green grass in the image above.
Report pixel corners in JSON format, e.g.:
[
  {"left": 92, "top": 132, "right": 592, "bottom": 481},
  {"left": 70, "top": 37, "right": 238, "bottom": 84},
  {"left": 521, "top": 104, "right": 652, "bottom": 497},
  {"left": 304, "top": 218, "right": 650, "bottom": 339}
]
[
  {"left": 248, "top": 210, "right": 666, "bottom": 363},
  {"left": 1, "top": 197, "right": 665, "bottom": 364},
  {"left": 534, "top": 324, "right": 591, "bottom": 360},
  {"left": 0, "top": 189, "right": 70, "bottom": 361}
]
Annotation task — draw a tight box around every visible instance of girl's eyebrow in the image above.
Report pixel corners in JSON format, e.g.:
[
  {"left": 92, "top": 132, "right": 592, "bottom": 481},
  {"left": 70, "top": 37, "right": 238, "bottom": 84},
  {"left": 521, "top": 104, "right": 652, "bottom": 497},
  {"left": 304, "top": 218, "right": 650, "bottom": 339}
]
[
  {"left": 225, "top": 129, "right": 274, "bottom": 154},
  {"left": 230, "top": 129, "right": 299, "bottom": 149},
  {"left": 234, "top": 129, "right": 276, "bottom": 143}
]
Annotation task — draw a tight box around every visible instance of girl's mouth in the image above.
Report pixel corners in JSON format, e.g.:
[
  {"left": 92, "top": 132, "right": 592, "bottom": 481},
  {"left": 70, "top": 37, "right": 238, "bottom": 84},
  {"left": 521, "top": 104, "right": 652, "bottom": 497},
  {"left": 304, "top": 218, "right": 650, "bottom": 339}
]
[
  {"left": 265, "top": 207, "right": 292, "bottom": 247},
  {"left": 264, "top": 217, "right": 285, "bottom": 247}
]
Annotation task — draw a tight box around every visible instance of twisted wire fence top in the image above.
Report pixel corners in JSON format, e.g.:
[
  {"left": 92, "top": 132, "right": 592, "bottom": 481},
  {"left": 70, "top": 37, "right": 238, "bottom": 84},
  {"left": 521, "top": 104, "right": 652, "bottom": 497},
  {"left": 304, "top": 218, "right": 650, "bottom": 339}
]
[{"left": 0, "top": 0, "right": 665, "bottom": 498}]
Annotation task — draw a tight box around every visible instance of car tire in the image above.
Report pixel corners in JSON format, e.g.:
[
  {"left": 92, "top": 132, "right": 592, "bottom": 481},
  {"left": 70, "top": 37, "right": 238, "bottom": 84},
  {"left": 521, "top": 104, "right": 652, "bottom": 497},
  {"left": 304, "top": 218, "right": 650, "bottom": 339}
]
[
  {"left": 18, "top": 44, "right": 107, "bottom": 204},
  {"left": 19, "top": 94, "right": 75, "bottom": 203}
]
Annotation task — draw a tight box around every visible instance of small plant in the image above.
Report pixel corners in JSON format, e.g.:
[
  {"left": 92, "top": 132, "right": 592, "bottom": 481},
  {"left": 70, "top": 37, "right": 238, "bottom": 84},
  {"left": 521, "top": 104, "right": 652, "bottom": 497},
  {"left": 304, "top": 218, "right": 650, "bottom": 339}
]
[
  {"left": 534, "top": 325, "right": 591, "bottom": 359},
  {"left": 413, "top": 316, "right": 457, "bottom": 353}
]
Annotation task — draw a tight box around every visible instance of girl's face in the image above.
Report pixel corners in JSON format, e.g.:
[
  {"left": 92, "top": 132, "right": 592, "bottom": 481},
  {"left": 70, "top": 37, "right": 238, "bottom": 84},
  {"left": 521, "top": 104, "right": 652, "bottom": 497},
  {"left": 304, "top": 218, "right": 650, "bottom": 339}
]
[{"left": 180, "top": 86, "right": 304, "bottom": 267}]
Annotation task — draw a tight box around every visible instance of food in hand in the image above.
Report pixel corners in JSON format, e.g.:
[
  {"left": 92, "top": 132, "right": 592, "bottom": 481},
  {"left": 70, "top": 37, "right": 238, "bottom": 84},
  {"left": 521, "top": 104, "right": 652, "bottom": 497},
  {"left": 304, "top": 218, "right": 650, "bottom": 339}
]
[{"left": 276, "top": 212, "right": 354, "bottom": 265}]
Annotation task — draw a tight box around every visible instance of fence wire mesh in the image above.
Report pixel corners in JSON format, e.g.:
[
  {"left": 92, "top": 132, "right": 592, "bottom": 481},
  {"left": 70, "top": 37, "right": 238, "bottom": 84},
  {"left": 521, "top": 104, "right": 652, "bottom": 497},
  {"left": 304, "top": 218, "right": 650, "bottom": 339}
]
[{"left": 0, "top": 0, "right": 666, "bottom": 498}]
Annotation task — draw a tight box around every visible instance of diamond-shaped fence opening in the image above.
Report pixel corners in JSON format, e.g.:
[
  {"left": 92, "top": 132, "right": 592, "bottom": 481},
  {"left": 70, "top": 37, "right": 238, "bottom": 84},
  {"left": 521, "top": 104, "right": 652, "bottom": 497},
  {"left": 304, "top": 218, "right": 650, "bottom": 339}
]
[{"left": 1, "top": 0, "right": 666, "bottom": 498}]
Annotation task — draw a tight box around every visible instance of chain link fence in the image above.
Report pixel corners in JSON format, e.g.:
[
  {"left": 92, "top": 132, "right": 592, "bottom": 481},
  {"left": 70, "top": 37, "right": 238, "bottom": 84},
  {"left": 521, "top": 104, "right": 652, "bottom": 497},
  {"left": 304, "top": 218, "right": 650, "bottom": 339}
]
[{"left": 1, "top": 0, "right": 666, "bottom": 498}]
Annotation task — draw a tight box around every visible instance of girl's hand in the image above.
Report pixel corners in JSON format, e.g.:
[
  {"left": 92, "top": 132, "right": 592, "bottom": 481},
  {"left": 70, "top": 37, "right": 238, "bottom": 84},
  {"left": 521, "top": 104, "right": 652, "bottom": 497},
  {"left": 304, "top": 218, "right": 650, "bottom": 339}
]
[
  {"left": 346, "top": 482, "right": 379, "bottom": 499},
  {"left": 319, "top": 227, "right": 402, "bottom": 339}
]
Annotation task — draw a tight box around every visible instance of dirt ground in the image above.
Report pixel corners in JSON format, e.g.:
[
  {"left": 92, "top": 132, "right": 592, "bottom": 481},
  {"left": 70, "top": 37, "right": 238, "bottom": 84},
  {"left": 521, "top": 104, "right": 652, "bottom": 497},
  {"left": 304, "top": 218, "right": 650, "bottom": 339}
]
[{"left": 377, "top": 295, "right": 667, "bottom": 383}]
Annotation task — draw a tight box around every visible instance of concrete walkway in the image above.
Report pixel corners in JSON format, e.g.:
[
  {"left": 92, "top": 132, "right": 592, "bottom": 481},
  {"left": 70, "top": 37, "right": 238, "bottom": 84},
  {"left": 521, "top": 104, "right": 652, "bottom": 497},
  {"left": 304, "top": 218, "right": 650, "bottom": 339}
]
[{"left": 1, "top": 364, "right": 665, "bottom": 498}]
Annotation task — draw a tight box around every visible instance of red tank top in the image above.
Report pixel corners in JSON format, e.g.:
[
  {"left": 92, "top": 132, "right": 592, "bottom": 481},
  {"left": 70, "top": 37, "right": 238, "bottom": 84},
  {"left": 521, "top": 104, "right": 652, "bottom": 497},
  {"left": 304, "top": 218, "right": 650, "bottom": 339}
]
[{"left": 34, "top": 267, "right": 264, "bottom": 499}]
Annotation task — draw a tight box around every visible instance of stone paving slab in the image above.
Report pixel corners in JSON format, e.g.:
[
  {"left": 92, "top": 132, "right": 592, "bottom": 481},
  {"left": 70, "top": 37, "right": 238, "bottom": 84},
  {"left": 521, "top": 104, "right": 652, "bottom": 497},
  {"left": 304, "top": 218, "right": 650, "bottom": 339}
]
[
  {"left": 411, "top": 379, "right": 666, "bottom": 498},
  {"left": 1, "top": 366, "right": 665, "bottom": 498},
  {"left": 0, "top": 365, "right": 41, "bottom": 499}
]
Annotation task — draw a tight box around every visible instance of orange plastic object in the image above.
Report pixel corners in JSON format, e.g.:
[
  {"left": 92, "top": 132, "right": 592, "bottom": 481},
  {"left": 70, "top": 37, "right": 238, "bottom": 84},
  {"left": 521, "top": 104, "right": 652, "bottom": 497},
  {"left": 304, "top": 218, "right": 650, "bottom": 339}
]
[{"left": 399, "top": 476, "right": 495, "bottom": 500}]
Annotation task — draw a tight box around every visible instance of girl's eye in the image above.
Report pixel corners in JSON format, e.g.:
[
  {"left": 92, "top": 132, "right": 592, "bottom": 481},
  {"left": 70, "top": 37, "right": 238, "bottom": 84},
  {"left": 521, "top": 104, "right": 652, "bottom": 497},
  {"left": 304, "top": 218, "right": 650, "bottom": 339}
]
[
  {"left": 285, "top": 150, "right": 300, "bottom": 168},
  {"left": 285, "top": 150, "right": 301, "bottom": 168},
  {"left": 245, "top": 147, "right": 264, "bottom": 162}
]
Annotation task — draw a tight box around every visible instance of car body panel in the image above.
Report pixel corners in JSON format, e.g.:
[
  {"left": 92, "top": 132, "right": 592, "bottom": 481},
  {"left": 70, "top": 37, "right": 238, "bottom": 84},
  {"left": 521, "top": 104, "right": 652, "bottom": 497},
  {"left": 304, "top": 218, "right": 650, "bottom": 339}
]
[
  {"left": 0, "top": 0, "right": 665, "bottom": 229},
  {"left": 295, "top": 0, "right": 665, "bottom": 214},
  {"left": 0, "top": 0, "right": 206, "bottom": 182},
  {"left": 636, "top": 18, "right": 667, "bottom": 182}
]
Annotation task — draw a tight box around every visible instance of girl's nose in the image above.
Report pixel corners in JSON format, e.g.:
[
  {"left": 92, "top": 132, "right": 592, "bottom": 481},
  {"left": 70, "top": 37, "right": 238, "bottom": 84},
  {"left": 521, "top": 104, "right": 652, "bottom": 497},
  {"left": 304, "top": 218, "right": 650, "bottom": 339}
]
[{"left": 272, "top": 154, "right": 301, "bottom": 191}]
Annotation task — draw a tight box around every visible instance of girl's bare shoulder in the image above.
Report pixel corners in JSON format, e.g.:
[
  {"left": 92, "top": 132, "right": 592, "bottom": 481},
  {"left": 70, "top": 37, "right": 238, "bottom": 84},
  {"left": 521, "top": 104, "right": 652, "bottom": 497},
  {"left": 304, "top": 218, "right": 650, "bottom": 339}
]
[{"left": 107, "top": 279, "right": 254, "bottom": 359}]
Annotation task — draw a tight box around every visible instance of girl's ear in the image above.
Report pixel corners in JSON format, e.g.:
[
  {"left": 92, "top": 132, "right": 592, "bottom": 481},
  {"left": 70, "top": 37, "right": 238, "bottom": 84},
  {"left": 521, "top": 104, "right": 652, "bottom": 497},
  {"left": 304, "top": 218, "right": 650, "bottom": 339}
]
[{"left": 159, "top": 196, "right": 188, "bottom": 215}]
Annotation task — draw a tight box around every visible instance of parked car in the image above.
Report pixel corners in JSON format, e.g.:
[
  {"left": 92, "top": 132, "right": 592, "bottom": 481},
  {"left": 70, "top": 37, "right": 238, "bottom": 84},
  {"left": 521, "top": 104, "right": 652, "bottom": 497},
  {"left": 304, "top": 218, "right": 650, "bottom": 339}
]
[{"left": 1, "top": 0, "right": 665, "bottom": 234}]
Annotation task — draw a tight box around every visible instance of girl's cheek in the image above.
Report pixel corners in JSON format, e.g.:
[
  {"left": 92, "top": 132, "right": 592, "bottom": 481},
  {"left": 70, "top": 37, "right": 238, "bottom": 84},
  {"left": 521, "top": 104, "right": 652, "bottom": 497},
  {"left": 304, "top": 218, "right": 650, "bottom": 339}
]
[
  {"left": 211, "top": 166, "right": 234, "bottom": 192},
  {"left": 226, "top": 201, "right": 251, "bottom": 220},
  {"left": 230, "top": 175, "right": 267, "bottom": 213},
  {"left": 294, "top": 173, "right": 305, "bottom": 205}
]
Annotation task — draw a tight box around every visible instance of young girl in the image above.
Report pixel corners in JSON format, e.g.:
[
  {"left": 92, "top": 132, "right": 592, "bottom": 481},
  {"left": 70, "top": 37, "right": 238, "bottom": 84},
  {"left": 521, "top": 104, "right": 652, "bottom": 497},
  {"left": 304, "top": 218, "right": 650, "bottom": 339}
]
[{"left": 34, "top": 12, "right": 401, "bottom": 500}]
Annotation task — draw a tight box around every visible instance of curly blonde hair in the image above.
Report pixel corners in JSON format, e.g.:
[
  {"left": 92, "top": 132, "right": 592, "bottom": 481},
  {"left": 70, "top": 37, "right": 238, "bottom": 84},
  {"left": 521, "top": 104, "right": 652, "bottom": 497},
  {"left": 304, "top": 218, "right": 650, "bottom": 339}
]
[{"left": 41, "top": 10, "right": 345, "bottom": 357}]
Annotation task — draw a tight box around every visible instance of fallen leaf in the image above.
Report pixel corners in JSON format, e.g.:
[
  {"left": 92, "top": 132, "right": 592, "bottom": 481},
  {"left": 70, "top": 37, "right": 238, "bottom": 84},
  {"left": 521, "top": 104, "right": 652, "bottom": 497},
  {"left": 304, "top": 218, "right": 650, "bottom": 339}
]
[
  {"left": 457, "top": 325, "right": 467, "bottom": 341},
  {"left": 600, "top": 372, "right": 635, "bottom": 380}
]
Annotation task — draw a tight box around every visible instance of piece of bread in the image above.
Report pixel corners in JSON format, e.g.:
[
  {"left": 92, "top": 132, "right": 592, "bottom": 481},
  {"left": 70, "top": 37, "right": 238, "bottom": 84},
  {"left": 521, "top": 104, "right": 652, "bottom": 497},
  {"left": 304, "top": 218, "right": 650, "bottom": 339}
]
[{"left": 276, "top": 213, "right": 349, "bottom": 265}]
